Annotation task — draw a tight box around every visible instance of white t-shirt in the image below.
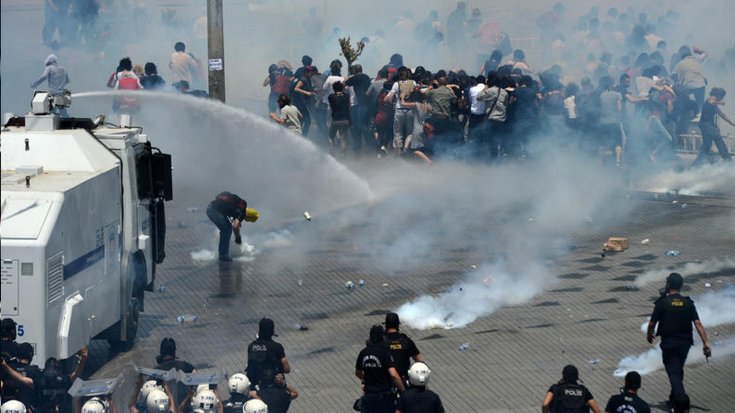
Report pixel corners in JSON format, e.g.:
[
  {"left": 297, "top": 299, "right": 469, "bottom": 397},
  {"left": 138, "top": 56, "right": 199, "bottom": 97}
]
[
  {"left": 322, "top": 75, "right": 344, "bottom": 104},
  {"left": 564, "top": 95, "right": 577, "bottom": 119},
  {"left": 469, "top": 83, "right": 487, "bottom": 115}
]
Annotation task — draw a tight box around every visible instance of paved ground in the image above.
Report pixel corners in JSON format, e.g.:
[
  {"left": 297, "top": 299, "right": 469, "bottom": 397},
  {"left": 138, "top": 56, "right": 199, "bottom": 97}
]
[{"left": 88, "top": 160, "right": 735, "bottom": 413}]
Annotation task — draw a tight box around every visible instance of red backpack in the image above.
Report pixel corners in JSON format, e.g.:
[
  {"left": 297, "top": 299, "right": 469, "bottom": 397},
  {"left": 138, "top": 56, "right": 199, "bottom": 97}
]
[
  {"left": 374, "top": 89, "right": 395, "bottom": 127},
  {"left": 271, "top": 72, "right": 292, "bottom": 96}
]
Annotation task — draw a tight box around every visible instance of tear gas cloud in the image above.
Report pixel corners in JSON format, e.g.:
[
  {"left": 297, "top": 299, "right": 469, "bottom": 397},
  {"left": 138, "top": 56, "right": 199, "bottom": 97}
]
[
  {"left": 624, "top": 286, "right": 735, "bottom": 376},
  {"left": 613, "top": 335, "right": 735, "bottom": 377},
  {"left": 634, "top": 258, "right": 735, "bottom": 287},
  {"left": 397, "top": 261, "right": 554, "bottom": 329},
  {"left": 384, "top": 148, "right": 626, "bottom": 330},
  {"left": 638, "top": 163, "right": 735, "bottom": 196}
]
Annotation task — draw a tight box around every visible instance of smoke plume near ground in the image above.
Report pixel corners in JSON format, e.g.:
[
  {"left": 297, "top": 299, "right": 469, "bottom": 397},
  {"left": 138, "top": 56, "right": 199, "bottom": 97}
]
[
  {"left": 397, "top": 261, "right": 553, "bottom": 329},
  {"left": 638, "top": 163, "right": 735, "bottom": 196},
  {"left": 384, "top": 149, "right": 628, "bottom": 330},
  {"left": 634, "top": 258, "right": 735, "bottom": 287},
  {"left": 614, "top": 335, "right": 735, "bottom": 377},
  {"left": 623, "top": 286, "right": 735, "bottom": 376}
]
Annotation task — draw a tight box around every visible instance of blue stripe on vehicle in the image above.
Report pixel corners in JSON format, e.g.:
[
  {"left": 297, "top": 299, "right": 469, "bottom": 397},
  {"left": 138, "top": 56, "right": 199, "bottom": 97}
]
[{"left": 63, "top": 245, "right": 104, "bottom": 280}]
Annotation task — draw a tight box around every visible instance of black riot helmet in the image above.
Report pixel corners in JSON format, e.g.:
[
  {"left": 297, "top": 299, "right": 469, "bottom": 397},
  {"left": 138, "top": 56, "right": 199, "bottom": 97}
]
[{"left": 666, "top": 272, "right": 684, "bottom": 291}]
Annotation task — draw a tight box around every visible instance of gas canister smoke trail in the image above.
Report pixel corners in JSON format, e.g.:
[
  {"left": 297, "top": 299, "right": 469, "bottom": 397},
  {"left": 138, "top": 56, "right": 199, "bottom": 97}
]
[
  {"left": 634, "top": 259, "right": 735, "bottom": 288},
  {"left": 397, "top": 262, "right": 553, "bottom": 329},
  {"left": 614, "top": 336, "right": 735, "bottom": 377}
]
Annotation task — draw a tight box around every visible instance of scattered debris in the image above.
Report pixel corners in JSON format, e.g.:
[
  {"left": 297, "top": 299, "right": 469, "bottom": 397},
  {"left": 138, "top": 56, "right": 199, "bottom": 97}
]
[
  {"left": 176, "top": 314, "right": 197, "bottom": 323},
  {"left": 672, "top": 200, "right": 678, "bottom": 205},
  {"left": 604, "top": 237, "right": 629, "bottom": 252},
  {"left": 641, "top": 239, "right": 650, "bottom": 245},
  {"left": 666, "top": 250, "right": 681, "bottom": 257},
  {"left": 680, "top": 203, "right": 688, "bottom": 209},
  {"left": 458, "top": 342, "right": 470, "bottom": 352},
  {"left": 704, "top": 282, "right": 711, "bottom": 288},
  {"left": 303, "top": 211, "right": 311, "bottom": 221}
]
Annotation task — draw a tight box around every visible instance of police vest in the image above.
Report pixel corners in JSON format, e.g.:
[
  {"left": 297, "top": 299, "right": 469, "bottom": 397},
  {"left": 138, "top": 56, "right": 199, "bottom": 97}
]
[
  {"left": 246, "top": 341, "right": 282, "bottom": 385},
  {"left": 657, "top": 295, "right": 694, "bottom": 337},
  {"left": 553, "top": 383, "right": 588, "bottom": 413},
  {"left": 384, "top": 333, "right": 411, "bottom": 377}
]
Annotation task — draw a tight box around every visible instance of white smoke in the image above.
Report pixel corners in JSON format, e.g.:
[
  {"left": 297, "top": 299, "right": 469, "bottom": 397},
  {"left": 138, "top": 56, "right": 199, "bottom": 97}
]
[
  {"left": 614, "top": 335, "right": 735, "bottom": 377},
  {"left": 634, "top": 258, "right": 735, "bottom": 287},
  {"left": 189, "top": 229, "right": 293, "bottom": 261},
  {"left": 638, "top": 163, "right": 735, "bottom": 196},
  {"left": 397, "top": 261, "right": 554, "bottom": 329}
]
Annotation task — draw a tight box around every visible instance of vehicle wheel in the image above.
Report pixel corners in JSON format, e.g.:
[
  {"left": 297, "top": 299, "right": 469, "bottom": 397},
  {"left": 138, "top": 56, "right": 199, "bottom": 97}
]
[{"left": 107, "top": 297, "right": 139, "bottom": 352}]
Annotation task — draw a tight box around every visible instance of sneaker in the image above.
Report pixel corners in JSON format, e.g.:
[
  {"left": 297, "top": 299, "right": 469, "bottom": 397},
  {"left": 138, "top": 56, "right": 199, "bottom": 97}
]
[{"left": 219, "top": 256, "right": 233, "bottom": 262}]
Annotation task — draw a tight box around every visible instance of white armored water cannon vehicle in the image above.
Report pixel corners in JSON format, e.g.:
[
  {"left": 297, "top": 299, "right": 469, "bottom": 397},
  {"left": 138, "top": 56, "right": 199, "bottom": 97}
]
[{"left": 1, "top": 92, "right": 172, "bottom": 362}]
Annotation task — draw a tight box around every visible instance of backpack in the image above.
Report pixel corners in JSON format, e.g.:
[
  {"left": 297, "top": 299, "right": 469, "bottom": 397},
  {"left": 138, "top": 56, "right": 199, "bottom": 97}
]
[
  {"left": 374, "top": 89, "right": 395, "bottom": 127},
  {"left": 552, "top": 383, "right": 589, "bottom": 413},
  {"left": 398, "top": 80, "right": 417, "bottom": 100},
  {"left": 272, "top": 70, "right": 292, "bottom": 96}
]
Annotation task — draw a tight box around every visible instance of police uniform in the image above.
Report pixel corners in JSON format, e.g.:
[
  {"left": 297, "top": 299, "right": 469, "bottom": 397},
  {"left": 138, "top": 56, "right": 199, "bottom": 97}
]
[
  {"left": 548, "top": 382, "right": 593, "bottom": 413},
  {"left": 649, "top": 292, "right": 700, "bottom": 397},
  {"left": 36, "top": 367, "right": 72, "bottom": 413},
  {"left": 355, "top": 341, "right": 397, "bottom": 413},
  {"left": 0, "top": 361, "right": 42, "bottom": 410},
  {"left": 1, "top": 340, "right": 18, "bottom": 362},
  {"left": 605, "top": 392, "right": 651, "bottom": 413},
  {"left": 246, "top": 338, "right": 286, "bottom": 389},
  {"left": 395, "top": 387, "right": 444, "bottom": 413},
  {"left": 255, "top": 385, "right": 292, "bottom": 413},
  {"left": 383, "top": 332, "right": 420, "bottom": 381},
  {"left": 223, "top": 394, "right": 249, "bottom": 413}
]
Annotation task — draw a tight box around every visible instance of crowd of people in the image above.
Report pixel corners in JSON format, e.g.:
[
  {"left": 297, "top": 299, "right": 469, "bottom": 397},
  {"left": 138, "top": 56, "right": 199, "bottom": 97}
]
[{"left": 264, "top": 3, "right": 734, "bottom": 169}]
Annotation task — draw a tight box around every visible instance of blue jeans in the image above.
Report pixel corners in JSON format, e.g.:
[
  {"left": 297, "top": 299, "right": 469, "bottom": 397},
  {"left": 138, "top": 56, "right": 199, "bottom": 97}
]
[{"left": 206, "top": 204, "right": 232, "bottom": 259}]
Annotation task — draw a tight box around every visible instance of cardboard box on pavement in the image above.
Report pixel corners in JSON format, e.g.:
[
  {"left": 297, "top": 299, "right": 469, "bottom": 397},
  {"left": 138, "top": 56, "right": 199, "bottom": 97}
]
[{"left": 604, "top": 237, "right": 629, "bottom": 252}]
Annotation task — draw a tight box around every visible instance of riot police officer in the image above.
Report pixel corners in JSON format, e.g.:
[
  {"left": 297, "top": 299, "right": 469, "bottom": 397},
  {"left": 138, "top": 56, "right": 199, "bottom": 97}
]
[
  {"left": 382, "top": 313, "right": 424, "bottom": 383},
  {"left": 223, "top": 374, "right": 251, "bottom": 413},
  {"left": 646, "top": 272, "right": 711, "bottom": 402},
  {"left": 604, "top": 371, "right": 650, "bottom": 413},
  {"left": 355, "top": 325, "right": 405, "bottom": 413},
  {"left": 246, "top": 319, "right": 290, "bottom": 390},
  {"left": 0, "top": 343, "right": 42, "bottom": 410},
  {"left": 541, "top": 365, "right": 601, "bottom": 413},
  {"left": 0, "top": 319, "right": 19, "bottom": 363},
  {"left": 395, "top": 362, "right": 444, "bottom": 413}
]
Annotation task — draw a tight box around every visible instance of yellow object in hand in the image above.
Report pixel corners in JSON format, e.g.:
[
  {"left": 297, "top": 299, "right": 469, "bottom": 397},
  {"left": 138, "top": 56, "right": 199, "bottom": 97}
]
[{"left": 244, "top": 208, "right": 260, "bottom": 222}]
